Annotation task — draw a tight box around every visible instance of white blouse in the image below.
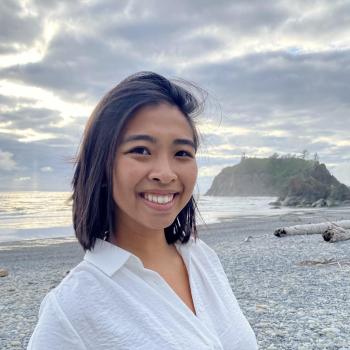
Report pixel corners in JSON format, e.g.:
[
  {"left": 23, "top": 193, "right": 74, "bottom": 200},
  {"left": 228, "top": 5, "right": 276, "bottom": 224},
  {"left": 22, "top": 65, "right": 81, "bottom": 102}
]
[{"left": 28, "top": 237, "right": 258, "bottom": 349}]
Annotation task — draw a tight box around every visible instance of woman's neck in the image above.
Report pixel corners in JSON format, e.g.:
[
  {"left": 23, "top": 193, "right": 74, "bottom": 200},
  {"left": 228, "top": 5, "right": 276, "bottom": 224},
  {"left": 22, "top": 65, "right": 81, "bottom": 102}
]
[{"left": 109, "top": 226, "right": 177, "bottom": 266}]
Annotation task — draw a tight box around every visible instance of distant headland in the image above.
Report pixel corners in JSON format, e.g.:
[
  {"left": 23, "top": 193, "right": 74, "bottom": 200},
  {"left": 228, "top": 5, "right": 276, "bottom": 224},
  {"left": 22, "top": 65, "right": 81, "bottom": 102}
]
[{"left": 206, "top": 153, "right": 350, "bottom": 208}]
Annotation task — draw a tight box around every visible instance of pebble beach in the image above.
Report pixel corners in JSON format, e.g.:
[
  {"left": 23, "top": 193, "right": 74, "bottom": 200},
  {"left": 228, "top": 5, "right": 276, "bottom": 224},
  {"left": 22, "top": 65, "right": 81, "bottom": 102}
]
[{"left": 1, "top": 209, "right": 350, "bottom": 350}]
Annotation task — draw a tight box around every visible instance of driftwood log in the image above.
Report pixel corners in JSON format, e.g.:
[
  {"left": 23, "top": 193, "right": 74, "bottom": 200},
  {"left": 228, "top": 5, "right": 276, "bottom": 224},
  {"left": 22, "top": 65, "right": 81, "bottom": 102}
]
[
  {"left": 274, "top": 220, "right": 350, "bottom": 237},
  {"left": 322, "top": 225, "right": 350, "bottom": 242}
]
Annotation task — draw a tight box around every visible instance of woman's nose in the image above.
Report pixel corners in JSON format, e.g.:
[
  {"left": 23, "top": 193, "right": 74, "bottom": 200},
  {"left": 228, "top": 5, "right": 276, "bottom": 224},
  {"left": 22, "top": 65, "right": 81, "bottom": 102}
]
[{"left": 149, "top": 157, "right": 178, "bottom": 184}]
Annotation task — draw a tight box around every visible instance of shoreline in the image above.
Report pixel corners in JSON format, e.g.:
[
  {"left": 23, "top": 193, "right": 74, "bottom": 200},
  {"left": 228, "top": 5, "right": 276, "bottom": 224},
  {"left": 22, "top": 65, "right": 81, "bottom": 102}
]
[
  {"left": 1, "top": 204, "right": 349, "bottom": 246},
  {"left": 1, "top": 210, "right": 350, "bottom": 349}
]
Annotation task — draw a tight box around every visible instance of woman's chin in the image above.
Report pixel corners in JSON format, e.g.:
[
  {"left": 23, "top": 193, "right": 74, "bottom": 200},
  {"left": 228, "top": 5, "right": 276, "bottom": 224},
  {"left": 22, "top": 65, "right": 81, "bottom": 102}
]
[{"left": 138, "top": 214, "right": 178, "bottom": 231}]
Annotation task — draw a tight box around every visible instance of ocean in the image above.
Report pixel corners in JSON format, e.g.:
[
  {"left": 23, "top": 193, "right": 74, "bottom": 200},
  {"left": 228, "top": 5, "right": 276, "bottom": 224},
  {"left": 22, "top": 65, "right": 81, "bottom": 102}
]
[{"left": 0, "top": 191, "right": 347, "bottom": 242}]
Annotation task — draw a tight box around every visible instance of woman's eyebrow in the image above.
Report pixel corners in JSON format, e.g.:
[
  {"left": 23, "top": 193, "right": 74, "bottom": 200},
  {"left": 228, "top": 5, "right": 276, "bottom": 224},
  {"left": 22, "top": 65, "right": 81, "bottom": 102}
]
[
  {"left": 173, "top": 138, "right": 196, "bottom": 149},
  {"left": 122, "top": 134, "right": 195, "bottom": 149},
  {"left": 123, "top": 134, "right": 155, "bottom": 144}
]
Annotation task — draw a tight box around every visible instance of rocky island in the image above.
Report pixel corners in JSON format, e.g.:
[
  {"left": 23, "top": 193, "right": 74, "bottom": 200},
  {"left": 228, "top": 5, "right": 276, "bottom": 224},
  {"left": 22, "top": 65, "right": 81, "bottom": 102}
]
[{"left": 206, "top": 155, "right": 350, "bottom": 207}]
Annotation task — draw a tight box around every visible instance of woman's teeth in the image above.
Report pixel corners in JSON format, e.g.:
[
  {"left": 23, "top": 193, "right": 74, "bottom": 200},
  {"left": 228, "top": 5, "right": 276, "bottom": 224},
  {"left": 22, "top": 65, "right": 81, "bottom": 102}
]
[{"left": 142, "top": 193, "right": 174, "bottom": 204}]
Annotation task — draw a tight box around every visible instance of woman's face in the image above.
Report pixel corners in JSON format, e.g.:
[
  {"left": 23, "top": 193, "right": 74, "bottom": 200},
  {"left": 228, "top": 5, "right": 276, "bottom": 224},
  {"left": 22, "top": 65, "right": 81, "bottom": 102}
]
[{"left": 113, "top": 103, "right": 198, "bottom": 234}]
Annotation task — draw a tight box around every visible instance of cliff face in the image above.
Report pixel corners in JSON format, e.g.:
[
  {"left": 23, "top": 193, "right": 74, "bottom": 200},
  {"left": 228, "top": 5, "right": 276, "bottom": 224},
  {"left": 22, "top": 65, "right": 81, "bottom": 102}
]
[
  {"left": 205, "top": 165, "right": 279, "bottom": 196},
  {"left": 279, "top": 162, "right": 350, "bottom": 206},
  {"left": 206, "top": 157, "right": 350, "bottom": 207},
  {"left": 206, "top": 157, "right": 310, "bottom": 196}
]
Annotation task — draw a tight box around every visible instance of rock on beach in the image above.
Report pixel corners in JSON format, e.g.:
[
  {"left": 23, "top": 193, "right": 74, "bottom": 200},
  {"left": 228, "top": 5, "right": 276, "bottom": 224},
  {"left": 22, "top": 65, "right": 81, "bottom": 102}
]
[{"left": 0, "top": 268, "right": 9, "bottom": 277}]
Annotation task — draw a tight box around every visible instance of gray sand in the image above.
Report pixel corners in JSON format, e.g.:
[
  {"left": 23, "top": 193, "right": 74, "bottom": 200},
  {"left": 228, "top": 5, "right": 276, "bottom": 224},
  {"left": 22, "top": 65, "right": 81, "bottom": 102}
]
[{"left": 1, "top": 209, "right": 350, "bottom": 349}]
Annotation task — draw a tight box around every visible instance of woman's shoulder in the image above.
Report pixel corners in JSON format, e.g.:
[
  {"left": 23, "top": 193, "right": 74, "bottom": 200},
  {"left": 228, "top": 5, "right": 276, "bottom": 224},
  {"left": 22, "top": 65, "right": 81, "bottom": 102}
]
[
  {"left": 189, "top": 237, "right": 232, "bottom": 286},
  {"left": 29, "top": 261, "right": 108, "bottom": 349},
  {"left": 192, "top": 236, "right": 215, "bottom": 252},
  {"left": 54, "top": 260, "right": 97, "bottom": 288},
  {"left": 189, "top": 237, "right": 221, "bottom": 263},
  {"left": 46, "top": 260, "right": 108, "bottom": 314}
]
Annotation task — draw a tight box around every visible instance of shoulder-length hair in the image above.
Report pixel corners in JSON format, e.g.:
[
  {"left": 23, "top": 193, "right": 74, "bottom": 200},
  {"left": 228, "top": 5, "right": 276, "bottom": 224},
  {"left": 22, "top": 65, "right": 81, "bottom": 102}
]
[{"left": 72, "top": 72, "right": 204, "bottom": 250}]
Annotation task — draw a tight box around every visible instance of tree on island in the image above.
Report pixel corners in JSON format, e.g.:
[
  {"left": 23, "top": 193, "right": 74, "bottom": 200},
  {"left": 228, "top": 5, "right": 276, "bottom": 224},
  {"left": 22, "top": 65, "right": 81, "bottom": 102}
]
[
  {"left": 301, "top": 149, "right": 309, "bottom": 159},
  {"left": 240, "top": 152, "right": 247, "bottom": 162},
  {"left": 270, "top": 153, "right": 280, "bottom": 159}
]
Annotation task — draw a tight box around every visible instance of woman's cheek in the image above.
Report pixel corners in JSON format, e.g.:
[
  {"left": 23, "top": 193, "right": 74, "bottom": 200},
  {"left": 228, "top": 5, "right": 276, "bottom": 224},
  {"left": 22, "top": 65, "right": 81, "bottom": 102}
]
[{"left": 185, "top": 161, "right": 198, "bottom": 188}]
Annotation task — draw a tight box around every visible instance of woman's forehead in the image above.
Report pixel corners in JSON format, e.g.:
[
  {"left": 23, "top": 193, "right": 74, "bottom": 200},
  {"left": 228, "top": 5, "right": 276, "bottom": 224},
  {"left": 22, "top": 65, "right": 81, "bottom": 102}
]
[{"left": 122, "top": 103, "right": 194, "bottom": 139}]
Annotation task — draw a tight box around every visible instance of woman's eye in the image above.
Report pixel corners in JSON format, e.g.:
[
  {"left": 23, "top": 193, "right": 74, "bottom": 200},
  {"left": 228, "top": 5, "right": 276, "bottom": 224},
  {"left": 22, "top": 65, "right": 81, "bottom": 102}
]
[
  {"left": 129, "top": 147, "right": 150, "bottom": 155},
  {"left": 176, "top": 150, "right": 194, "bottom": 158}
]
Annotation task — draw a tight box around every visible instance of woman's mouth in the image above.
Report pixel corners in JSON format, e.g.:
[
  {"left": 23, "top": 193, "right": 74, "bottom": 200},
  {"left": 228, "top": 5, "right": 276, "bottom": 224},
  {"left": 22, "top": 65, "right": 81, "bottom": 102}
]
[
  {"left": 139, "top": 192, "right": 179, "bottom": 211},
  {"left": 142, "top": 193, "right": 175, "bottom": 204}
]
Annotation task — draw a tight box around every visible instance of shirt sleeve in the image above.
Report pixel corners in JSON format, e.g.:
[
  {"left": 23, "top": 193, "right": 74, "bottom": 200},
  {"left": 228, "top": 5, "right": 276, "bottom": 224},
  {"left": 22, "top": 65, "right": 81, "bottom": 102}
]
[{"left": 27, "top": 292, "right": 87, "bottom": 350}]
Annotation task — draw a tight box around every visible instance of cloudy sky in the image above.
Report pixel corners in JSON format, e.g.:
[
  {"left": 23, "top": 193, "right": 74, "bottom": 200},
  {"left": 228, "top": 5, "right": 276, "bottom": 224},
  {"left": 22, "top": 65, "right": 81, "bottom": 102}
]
[{"left": 1, "top": 0, "right": 350, "bottom": 193}]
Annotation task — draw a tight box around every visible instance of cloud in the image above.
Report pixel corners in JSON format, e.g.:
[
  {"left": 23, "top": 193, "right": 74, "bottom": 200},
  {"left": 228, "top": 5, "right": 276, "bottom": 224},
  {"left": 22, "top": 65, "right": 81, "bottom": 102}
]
[
  {"left": 1, "top": 106, "right": 63, "bottom": 128},
  {"left": 0, "top": 0, "right": 335, "bottom": 99},
  {"left": 1, "top": 0, "right": 350, "bottom": 191},
  {"left": 0, "top": 133, "right": 75, "bottom": 191},
  {"left": 0, "top": 94, "right": 37, "bottom": 110},
  {"left": 16, "top": 176, "right": 31, "bottom": 182},
  {"left": 0, "top": 149, "right": 17, "bottom": 171},
  {"left": 0, "top": 0, "right": 42, "bottom": 49},
  {"left": 330, "top": 162, "right": 350, "bottom": 186},
  {"left": 40, "top": 166, "right": 53, "bottom": 172},
  {"left": 189, "top": 49, "right": 350, "bottom": 118},
  {"left": 0, "top": 93, "right": 86, "bottom": 144}
]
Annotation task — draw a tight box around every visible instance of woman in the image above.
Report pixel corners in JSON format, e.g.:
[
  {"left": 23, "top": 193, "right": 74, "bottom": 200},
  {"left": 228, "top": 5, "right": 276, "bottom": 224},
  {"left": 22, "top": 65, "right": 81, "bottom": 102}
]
[{"left": 28, "top": 72, "right": 258, "bottom": 349}]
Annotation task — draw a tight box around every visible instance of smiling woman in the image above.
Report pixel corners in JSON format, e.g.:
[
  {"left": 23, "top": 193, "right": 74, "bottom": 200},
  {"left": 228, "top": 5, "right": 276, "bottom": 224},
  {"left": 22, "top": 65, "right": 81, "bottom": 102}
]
[
  {"left": 27, "top": 72, "right": 258, "bottom": 349},
  {"left": 112, "top": 103, "right": 198, "bottom": 240}
]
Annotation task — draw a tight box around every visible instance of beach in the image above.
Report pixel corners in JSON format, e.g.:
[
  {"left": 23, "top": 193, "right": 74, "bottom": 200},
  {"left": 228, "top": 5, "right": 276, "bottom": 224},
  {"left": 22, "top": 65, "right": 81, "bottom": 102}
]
[{"left": 1, "top": 209, "right": 350, "bottom": 350}]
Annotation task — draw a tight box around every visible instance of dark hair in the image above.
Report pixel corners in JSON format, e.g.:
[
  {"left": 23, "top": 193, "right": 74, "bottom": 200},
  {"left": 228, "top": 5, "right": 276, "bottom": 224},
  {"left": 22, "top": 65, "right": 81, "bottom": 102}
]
[{"left": 72, "top": 72, "right": 204, "bottom": 250}]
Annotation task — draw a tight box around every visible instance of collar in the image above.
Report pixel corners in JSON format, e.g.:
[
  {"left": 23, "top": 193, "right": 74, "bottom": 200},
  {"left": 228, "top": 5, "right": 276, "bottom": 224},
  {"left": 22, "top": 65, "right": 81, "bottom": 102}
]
[
  {"left": 84, "top": 239, "right": 133, "bottom": 276},
  {"left": 84, "top": 237, "right": 195, "bottom": 277}
]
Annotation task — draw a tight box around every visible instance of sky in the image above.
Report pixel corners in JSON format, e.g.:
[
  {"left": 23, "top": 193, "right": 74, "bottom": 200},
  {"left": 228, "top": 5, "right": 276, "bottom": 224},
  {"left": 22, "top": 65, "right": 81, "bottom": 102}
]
[{"left": 1, "top": 0, "right": 350, "bottom": 194}]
